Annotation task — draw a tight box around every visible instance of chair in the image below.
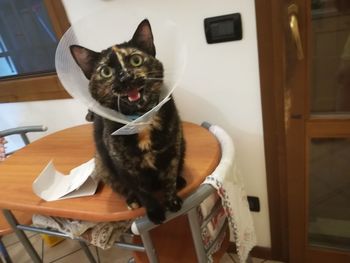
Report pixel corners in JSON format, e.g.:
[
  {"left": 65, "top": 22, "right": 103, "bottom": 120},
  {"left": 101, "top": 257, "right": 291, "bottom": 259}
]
[
  {"left": 1, "top": 122, "right": 254, "bottom": 263},
  {"left": 0, "top": 125, "right": 47, "bottom": 263},
  {"left": 129, "top": 182, "right": 229, "bottom": 263},
  {"left": 127, "top": 122, "right": 235, "bottom": 263}
]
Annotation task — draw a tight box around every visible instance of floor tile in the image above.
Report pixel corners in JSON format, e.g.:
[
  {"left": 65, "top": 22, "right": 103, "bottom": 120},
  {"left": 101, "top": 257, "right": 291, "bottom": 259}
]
[
  {"left": 3, "top": 234, "right": 285, "bottom": 263},
  {"left": 2, "top": 231, "right": 38, "bottom": 247},
  {"left": 6, "top": 233, "right": 43, "bottom": 263},
  {"left": 228, "top": 253, "right": 266, "bottom": 263},
  {"left": 50, "top": 245, "right": 133, "bottom": 263},
  {"left": 96, "top": 245, "right": 134, "bottom": 263},
  {"left": 1, "top": 232, "right": 19, "bottom": 247},
  {"left": 43, "top": 238, "right": 84, "bottom": 262},
  {"left": 51, "top": 248, "right": 94, "bottom": 263},
  {"left": 220, "top": 253, "right": 235, "bottom": 262}
]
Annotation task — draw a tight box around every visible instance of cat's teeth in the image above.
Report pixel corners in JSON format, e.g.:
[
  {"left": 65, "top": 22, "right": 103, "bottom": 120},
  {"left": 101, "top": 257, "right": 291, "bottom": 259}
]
[
  {"left": 128, "top": 92, "right": 141, "bottom": 102},
  {"left": 127, "top": 87, "right": 141, "bottom": 102}
]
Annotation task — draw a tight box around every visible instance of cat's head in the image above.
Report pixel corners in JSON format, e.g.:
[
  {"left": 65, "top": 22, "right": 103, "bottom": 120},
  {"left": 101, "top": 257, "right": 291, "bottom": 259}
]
[{"left": 70, "top": 19, "right": 163, "bottom": 115}]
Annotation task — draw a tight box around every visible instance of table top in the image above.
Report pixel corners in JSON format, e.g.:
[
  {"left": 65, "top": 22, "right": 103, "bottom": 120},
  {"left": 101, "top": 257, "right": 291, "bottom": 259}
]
[{"left": 0, "top": 122, "right": 220, "bottom": 222}]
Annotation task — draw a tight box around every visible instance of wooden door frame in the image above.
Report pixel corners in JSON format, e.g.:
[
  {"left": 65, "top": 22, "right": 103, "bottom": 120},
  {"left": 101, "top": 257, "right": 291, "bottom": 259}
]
[
  {"left": 254, "top": 0, "right": 300, "bottom": 261},
  {"left": 255, "top": 1, "right": 350, "bottom": 262}
]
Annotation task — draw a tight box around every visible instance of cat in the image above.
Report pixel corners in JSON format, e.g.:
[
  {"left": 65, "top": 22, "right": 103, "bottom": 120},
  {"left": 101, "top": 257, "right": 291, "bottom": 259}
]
[{"left": 70, "top": 19, "right": 186, "bottom": 224}]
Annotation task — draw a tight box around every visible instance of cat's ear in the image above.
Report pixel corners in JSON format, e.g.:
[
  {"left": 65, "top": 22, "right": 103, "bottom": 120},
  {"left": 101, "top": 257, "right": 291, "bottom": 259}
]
[
  {"left": 131, "top": 19, "right": 156, "bottom": 56},
  {"left": 70, "top": 45, "right": 100, "bottom": 79}
]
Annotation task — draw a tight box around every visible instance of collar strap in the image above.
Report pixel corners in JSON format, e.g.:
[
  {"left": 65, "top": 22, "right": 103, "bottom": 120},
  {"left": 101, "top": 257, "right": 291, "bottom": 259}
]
[
  {"left": 123, "top": 100, "right": 159, "bottom": 122},
  {"left": 126, "top": 114, "right": 141, "bottom": 121}
]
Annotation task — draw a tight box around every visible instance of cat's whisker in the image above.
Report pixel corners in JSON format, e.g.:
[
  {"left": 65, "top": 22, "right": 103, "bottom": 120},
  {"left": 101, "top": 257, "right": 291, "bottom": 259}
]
[
  {"left": 146, "top": 69, "right": 177, "bottom": 75},
  {"left": 145, "top": 69, "right": 167, "bottom": 74},
  {"left": 145, "top": 77, "right": 164, "bottom": 81},
  {"left": 147, "top": 70, "right": 176, "bottom": 75},
  {"left": 148, "top": 73, "right": 177, "bottom": 78}
]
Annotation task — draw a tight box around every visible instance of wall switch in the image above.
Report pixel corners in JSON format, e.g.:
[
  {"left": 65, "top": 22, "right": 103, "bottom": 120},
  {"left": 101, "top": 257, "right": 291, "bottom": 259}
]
[
  {"left": 247, "top": 196, "right": 260, "bottom": 212},
  {"left": 204, "top": 13, "right": 242, "bottom": 44}
]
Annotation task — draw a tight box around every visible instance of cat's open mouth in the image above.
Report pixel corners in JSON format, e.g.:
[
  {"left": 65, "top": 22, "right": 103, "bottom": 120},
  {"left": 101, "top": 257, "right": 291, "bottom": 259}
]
[
  {"left": 118, "top": 86, "right": 144, "bottom": 103},
  {"left": 113, "top": 83, "right": 160, "bottom": 114},
  {"left": 126, "top": 87, "right": 142, "bottom": 102}
]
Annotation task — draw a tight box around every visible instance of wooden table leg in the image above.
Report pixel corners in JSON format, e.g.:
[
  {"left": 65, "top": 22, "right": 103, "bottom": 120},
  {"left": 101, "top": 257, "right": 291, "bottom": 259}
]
[{"left": 132, "top": 215, "right": 229, "bottom": 263}]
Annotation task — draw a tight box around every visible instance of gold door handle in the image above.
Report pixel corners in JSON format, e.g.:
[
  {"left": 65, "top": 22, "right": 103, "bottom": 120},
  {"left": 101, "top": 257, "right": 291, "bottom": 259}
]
[{"left": 289, "top": 4, "right": 304, "bottom": 60}]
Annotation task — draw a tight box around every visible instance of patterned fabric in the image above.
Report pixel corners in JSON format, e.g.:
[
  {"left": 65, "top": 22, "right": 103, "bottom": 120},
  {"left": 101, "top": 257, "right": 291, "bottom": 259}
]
[
  {"left": 0, "top": 137, "right": 7, "bottom": 161},
  {"left": 198, "top": 193, "right": 227, "bottom": 252},
  {"left": 32, "top": 214, "right": 132, "bottom": 249},
  {"left": 203, "top": 125, "right": 257, "bottom": 263}
]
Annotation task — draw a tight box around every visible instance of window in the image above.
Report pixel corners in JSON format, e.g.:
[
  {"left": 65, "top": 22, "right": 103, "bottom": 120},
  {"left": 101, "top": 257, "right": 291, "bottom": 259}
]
[{"left": 0, "top": 0, "right": 71, "bottom": 102}]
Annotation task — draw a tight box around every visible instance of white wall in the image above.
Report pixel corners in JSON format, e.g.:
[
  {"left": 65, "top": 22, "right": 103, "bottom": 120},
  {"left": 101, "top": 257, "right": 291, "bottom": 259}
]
[
  {"left": 0, "top": 0, "right": 271, "bottom": 247},
  {"left": 0, "top": 99, "right": 87, "bottom": 152}
]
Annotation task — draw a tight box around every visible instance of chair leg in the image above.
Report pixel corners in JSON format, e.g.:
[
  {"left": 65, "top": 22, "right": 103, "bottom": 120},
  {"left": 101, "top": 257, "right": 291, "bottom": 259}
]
[
  {"left": 79, "top": 241, "right": 97, "bottom": 263},
  {"left": 140, "top": 231, "right": 158, "bottom": 263},
  {"left": 2, "top": 209, "right": 41, "bottom": 263},
  {"left": 0, "top": 238, "right": 12, "bottom": 263},
  {"left": 187, "top": 209, "right": 208, "bottom": 263}
]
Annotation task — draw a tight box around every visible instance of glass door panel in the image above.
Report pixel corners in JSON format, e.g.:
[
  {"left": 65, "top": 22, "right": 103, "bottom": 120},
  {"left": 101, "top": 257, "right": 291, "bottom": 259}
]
[
  {"left": 309, "top": 0, "right": 350, "bottom": 253},
  {"left": 308, "top": 137, "right": 350, "bottom": 251},
  {"left": 311, "top": 0, "right": 350, "bottom": 113}
]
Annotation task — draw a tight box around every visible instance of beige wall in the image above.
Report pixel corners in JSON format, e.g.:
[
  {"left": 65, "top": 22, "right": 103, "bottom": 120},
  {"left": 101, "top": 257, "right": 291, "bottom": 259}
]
[{"left": 0, "top": 0, "right": 271, "bottom": 247}]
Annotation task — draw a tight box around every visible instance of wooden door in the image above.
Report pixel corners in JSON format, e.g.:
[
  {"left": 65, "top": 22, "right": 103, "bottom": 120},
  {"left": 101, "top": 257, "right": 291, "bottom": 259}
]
[
  {"left": 256, "top": 0, "right": 350, "bottom": 262},
  {"left": 287, "top": 0, "right": 350, "bottom": 262}
]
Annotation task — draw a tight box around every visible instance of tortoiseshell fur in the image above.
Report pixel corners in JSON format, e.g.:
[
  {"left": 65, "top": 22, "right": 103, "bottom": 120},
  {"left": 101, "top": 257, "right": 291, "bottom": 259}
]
[{"left": 70, "top": 19, "right": 186, "bottom": 224}]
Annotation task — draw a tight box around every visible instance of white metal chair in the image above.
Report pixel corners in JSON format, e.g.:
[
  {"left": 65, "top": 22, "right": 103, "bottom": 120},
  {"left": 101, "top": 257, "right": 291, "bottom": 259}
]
[
  {"left": 0, "top": 125, "right": 47, "bottom": 263},
  {"left": 128, "top": 122, "right": 234, "bottom": 263},
  {"left": 3, "top": 122, "right": 254, "bottom": 263},
  {"left": 129, "top": 121, "right": 255, "bottom": 263}
]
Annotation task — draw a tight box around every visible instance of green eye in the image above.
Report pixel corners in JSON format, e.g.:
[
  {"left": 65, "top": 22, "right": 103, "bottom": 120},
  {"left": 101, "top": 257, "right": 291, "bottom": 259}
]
[
  {"left": 100, "top": 66, "right": 113, "bottom": 78},
  {"left": 130, "top": 54, "right": 143, "bottom": 67}
]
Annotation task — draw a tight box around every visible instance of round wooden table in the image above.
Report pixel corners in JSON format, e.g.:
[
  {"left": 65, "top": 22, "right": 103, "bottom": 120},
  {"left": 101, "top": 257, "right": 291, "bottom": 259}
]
[{"left": 0, "top": 122, "right": 228, "bottom": 262}]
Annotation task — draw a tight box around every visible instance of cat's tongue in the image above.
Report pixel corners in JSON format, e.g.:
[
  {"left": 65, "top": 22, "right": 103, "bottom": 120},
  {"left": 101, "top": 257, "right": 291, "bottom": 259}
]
[{"left": 127, "top": 88, "right": 141, "bottom": 102}]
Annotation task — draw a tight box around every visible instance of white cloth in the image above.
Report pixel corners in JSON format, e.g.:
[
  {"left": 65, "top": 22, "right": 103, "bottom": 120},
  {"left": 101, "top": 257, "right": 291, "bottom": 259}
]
[
  {"left": 32, "top": 214, "right": 132, "bottom": 249},
  {"left": 203, "top": 125, "right": 257, "bottom": 263}
]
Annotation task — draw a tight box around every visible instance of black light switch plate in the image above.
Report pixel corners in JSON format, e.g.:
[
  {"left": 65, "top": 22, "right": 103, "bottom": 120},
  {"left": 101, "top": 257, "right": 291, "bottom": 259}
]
[
  {"left": 247, "top": 196, "right": 260, "bottom": 212},
  {"left": 204, "top": 13, "right": 242, "bottom": 44}
]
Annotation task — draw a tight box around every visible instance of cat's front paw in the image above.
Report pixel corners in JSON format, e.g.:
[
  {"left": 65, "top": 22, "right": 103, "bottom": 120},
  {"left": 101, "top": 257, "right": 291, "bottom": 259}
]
[
  {"left": 176, "top": 176, "right": 187, "bottom": 190},
  {"left": 85, "top": 110, "right": 94, "bottom": 122},
  {"left": 126, "top": 197, "right": 141, "bottom": 210},
  {"left": 147, "top": 205, "right": 166, "bottom": 224},
  {"left": 165, "top": 195, "right": 183, "bottom": 212}
]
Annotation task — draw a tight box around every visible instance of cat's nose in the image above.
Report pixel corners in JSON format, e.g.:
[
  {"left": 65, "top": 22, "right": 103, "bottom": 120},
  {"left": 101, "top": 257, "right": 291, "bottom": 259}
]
[{"left": 119, "top": 70, "right": 133, "bottom": 83}]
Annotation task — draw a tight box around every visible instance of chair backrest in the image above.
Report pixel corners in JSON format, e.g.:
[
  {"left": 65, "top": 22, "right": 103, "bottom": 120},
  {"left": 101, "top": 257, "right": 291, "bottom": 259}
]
[
  {"left": 0, "top": 125, "right": 47, "bottom": 156},
  {"left": 130, "top": 122, "right": 231, "bottom": 263},
  {"left": 0, "top": 125, "right": 48, "bottom": 263}
]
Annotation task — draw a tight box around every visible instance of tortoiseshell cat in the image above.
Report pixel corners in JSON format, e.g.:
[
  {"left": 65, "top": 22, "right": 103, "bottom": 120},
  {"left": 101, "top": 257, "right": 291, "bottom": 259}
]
[{"left": 70, "top": 19, "right": 186, "bottom": 224}]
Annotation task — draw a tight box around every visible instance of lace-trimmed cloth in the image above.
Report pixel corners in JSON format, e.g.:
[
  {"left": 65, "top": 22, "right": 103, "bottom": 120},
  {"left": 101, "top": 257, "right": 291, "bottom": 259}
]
[{"left": 203, "top": 125, "right": 257, "bottom": 263}]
